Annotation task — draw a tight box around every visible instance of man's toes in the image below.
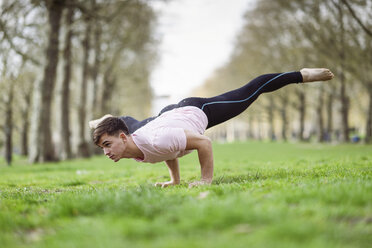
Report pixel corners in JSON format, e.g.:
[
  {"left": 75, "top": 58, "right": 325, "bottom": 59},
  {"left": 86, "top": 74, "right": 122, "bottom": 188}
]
[{"left": 326, "top": 70, "right": 334, "bottom": 79}]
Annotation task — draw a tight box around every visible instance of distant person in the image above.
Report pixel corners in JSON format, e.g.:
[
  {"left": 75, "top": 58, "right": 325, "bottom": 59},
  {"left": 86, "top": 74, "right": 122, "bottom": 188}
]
[{"left": 89, "top": 68, "right": 334, "bottom": 188}]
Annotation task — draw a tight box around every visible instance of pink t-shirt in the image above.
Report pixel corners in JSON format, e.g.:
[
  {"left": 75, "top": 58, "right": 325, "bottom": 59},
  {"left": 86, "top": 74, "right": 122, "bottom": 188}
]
[{"left": 132, "top": 106, "right": 208, "bottom": 163}]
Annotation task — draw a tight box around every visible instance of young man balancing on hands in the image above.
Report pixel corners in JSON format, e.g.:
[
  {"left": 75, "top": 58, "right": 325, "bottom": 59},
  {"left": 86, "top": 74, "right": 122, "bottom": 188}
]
[{"left": 90, "top": 68, "right": 334, "bottom": 188}]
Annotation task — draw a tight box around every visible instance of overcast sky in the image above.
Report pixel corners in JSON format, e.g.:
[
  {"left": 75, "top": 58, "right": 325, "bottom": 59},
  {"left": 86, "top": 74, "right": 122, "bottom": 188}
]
[{"left": 151, "top": 0, "right": 253, "bottom": 114}]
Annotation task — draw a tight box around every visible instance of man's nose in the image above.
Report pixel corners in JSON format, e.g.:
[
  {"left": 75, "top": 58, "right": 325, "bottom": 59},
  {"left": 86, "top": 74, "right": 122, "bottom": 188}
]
[{"left": 103, "top": 148, "right": 110, "bottom": 156}]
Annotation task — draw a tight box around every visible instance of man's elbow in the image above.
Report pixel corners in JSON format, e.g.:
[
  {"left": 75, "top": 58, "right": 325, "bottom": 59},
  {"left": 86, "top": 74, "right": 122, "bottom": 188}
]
[
  {"left": 200, "top": 136, "right": 212, "bottom": 150},
  {"left": 205, "top": 136, "right": 212, "bottom": 145}
]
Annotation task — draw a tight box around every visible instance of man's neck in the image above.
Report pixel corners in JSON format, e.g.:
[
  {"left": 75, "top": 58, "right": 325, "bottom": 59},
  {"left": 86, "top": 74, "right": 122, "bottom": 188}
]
[{"left": 122, "top": 135, "right": 144, "bottom": 160}]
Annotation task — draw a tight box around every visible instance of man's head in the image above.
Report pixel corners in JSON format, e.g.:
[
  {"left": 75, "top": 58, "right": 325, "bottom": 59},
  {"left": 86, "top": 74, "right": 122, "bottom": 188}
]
[{"left": 93, "top": 117, "right": 130, "bottom": 162}]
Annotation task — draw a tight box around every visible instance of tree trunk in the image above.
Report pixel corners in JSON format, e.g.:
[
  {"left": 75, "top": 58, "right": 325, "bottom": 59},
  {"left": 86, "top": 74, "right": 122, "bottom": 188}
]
[
  {"left": 338, "top": 1, "right": 350, "bottom": 142},
  {"left": 257, "top": 114, "right": 262, "bottom": 141},
  {"left": 297, "top": 89, "right": 306, "bottom": 141},
  {"left": 366, "top": 86, "right": 372, "bottom": 143},
  {"left": 90, "top": 6, "right": 103, "bottom": 155},
  {"left": 247, "top": 115, "right": 253, "bottom": 139},
  {"left": 267, "top": 97, "right": 275, "bottom": 141},
  {"left": 91, "top": 18, "right": 102, "bottom": 116},
  {"left": 61, "top": 7, "right": 74, "bottom": 159},
  {"left": 100, "top": 67, "right": 116, "bottom": 115},
  {"left": 21, "top": 118, "right": 29, "bottom": 156},
  {"left": 316, "top": 87, "right": 325, "bottom": 142},
  {"left": 20, "top": 90, "right": 31, "bottom": 156},
  {"left": 280, "top": 97, "right": 288, "bottom": 141},
  {"left": 339, "top": 75, "right": 350, "bottom": 142},
  {"left": 5, "top": 82, "right": 14, "bottom": 166},
  {"left": 32, "top": 0, "right": 63, "bottom": 162},
  {"left": 326, "top": 92, "right": 334, "bottom": 142},
  {"left": 77, "top": 14, "right": 92, "bottom": 157},
  {"left": 29, "top": 79, "right": 42, "bottom": 163}
]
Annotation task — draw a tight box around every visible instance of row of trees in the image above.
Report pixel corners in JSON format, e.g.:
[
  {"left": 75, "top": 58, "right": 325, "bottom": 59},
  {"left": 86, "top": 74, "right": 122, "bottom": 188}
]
[
  {"left": 198, "top": 0, "right": 372, "bottom": 143},
  {"left": 0, "top": 0, "right": 159, "bottom": 165}
]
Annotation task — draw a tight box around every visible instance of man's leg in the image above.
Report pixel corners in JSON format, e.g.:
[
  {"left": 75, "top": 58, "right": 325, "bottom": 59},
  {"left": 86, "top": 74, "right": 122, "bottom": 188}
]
[
  {"left": 119, "top": 116, "right": 157, "bottom": 133},
  {"left": 178, "top": 68, "right": 333, "bottom": 129},
  {"left": 202, "top": 71, "right": 303, "bottom": 128}
]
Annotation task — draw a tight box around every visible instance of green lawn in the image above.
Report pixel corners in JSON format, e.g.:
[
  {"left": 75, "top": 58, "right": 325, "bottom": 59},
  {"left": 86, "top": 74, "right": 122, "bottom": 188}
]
[{"left": 0, "top": 142, "right": 371, "bottom": 248}]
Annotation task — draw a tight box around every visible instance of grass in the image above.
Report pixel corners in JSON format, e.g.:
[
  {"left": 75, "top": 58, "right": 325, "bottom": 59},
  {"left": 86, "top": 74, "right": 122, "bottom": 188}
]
[{"left": 0, "top": 141, "right": 371, "bottom": 248}]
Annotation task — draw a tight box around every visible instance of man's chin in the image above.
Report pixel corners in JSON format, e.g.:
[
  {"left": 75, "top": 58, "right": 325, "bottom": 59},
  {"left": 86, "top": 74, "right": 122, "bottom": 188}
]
[{"left": 114, "top": 158, "right": 120, "bottom": 162}]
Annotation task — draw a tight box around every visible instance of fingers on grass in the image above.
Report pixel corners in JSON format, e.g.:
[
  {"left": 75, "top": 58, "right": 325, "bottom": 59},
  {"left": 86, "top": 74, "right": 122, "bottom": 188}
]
[{"left": 154, "top": 182, "right": 171, "bottom": 188}]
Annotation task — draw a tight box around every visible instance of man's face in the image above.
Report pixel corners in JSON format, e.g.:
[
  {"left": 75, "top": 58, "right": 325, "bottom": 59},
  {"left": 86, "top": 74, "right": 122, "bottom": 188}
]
[{"left": 98, "top": 133, "right": 127, "bottom": 162}]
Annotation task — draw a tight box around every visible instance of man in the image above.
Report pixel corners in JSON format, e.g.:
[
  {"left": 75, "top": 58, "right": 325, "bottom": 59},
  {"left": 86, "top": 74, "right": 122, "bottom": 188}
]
[{"left": 90, "top": 68, "right": 334, "bottom": 188}]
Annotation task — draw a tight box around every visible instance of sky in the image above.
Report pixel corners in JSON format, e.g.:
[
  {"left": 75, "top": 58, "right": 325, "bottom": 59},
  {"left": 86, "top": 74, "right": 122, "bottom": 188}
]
[{"left": 150, "top": 0, "right": 253, "bottom": 114}]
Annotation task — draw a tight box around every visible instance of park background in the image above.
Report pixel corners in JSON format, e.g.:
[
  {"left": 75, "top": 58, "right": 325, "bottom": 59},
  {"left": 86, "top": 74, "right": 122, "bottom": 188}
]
[
  {"left": 0, "top": 0, "right": 371, "bottom": 164},
  {"left": 0, "top": 0, "right": 371, "bottom": 247}
]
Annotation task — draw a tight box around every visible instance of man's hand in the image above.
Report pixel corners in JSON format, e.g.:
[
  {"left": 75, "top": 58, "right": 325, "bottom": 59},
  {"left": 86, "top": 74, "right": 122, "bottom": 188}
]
[
  {"left": 154, "top": 159, "right": 180, "bottom": 188},
  {"left": 154, "top": 181, "right": 180, "bottom": 188}
]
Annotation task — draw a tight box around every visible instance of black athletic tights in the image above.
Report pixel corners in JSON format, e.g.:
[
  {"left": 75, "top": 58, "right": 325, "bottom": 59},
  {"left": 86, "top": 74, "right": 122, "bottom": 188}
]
[{"left": 121, "top": 71, "right": 303, "bottom": 133}]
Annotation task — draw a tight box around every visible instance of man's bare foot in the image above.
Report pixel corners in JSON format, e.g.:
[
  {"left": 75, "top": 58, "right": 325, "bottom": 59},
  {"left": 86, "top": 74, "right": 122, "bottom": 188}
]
[
  {"left": 89, "top": 114, "right": 113, "bottom": 129},
  {"left": 300, "top": 68, "right": 334, "bottom": 83}
]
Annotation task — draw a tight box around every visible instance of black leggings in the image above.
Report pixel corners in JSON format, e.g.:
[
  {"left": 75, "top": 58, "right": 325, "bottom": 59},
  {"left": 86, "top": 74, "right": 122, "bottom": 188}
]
[{"left": 121, "top": 71, "right": 303, "bottom": 133}]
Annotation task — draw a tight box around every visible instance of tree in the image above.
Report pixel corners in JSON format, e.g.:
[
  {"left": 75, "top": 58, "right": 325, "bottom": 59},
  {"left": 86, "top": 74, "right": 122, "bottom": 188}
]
[
  {"left": 0, "top": 0, "right": 43, "bottom": 162},
  {"left": 1, "top": 55, "right": 14, "bottom": 166},
  {"left": 1, "top": 0, "right": 160, "bottom": 162},
  {"left": 18, "top": 70, "right": 35, "bottom": 156},
  {"left": 29, "top": 0, "right": 64, "bottom": 163},
  {"left": 60, "top": 6, "right": 74, "bottom": 159},
  {"left": 77, "top": 4, "right": 93, "bottom": 158},
  {"left": 97, "top": 1, "right": 158, "bottom": 118},
  {"left": 341, "top": 0, "right": 372, "bottom": 37}
]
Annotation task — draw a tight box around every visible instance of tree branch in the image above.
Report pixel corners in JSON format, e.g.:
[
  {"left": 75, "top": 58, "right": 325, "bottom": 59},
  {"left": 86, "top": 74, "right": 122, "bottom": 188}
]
[
  {"left": 0, "top": 19, "right": 41, "bottom": 66},
  {"left": 341, "top": 0, "right": 372, "bottom": 37}
]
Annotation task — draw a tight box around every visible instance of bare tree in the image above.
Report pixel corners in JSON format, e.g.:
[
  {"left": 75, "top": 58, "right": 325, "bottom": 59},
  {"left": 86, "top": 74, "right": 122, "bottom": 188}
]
[
  {"left": 326, "top": 91, "right": 335, "bottom": 142},
  {"left": 91, "top": 1, "right": 102, "bottom": 117},
  {"left": 341, "top": 0, "right": 372, "bottom": 37},
  {"left": 4, "top": 78, "right": 14, "bottom": 165},
  {"left": 296, "top": 89, "right": 306, "bottom": 141},
  {"left": 266, "top": 97, "right": 275, "bottom": 141},
  {"left": 60, "top": 6, "right": 74, "bottom": 159},
  {"left": 0, "top": 54, "right": 14, "bottom": 166},
  {"left": 367, "top": 84, "right": 372, "bottom": 143},
  {"left": 334, "top": 1, "right": 350, "bottom": 142},
  {"left": 316, "top": 86, "right": 325, "bottom": 142},
  {"left": 19, "top": 70, "right": 35, "bottom": 156},
  {"left": 77, "top": 9, "right": 92, "bottom": 158},
  {"left": 30, "top": 0, "right": 64, "bottom": 162}
]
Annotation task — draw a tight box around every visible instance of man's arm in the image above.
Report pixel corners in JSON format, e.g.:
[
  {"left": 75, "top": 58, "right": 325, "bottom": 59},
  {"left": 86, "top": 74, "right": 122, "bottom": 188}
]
[
  {"left": 184, "top": 130, "right": 214, "bottom": 187},
  {"left": 154, "top": 158, "right": 180, "bottom": 188}
]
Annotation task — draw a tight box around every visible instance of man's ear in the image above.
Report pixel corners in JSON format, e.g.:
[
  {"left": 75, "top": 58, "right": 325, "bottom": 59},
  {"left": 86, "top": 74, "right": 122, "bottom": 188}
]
[{"left": 119, "top": 132, "right": 127, "bottom": 142}]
